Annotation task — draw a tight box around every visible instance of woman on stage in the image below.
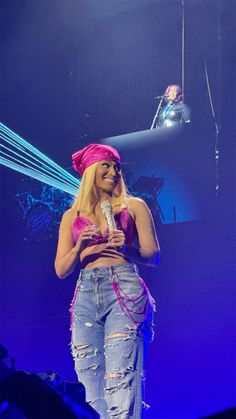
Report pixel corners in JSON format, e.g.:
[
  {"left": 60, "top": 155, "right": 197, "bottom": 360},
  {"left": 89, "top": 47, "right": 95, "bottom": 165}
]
[
  {"left": 55, "top": 143, "right": 160, "bottom": 418},
  {"left": 155, "top": 84, "right": 191, "bottom": 128}
]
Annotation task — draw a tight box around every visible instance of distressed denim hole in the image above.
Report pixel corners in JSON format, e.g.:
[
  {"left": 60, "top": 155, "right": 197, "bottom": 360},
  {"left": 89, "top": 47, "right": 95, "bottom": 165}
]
[{"left": 105, "top": 332, "right": 129, "bottom": 340}]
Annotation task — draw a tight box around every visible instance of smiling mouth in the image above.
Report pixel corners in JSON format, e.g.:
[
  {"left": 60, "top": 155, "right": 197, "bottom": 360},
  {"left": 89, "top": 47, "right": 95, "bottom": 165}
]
[
  {"left": 103, "top": 177, "right": 115, "bottom": 183},
  {"left": 102, "top": 176, "right": 117, "bottom": 185}
]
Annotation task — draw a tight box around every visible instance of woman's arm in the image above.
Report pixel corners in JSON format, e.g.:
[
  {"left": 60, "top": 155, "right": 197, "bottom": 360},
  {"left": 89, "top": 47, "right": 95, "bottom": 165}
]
[
  {"left": 54, "top": 210, "right": 99, "bottom": 279},
  {"left": 126, "top": 198, "right": 160, "bottom": 266},
  {"left": 182, "top": 102, "right": 191, "bottom": 124}
]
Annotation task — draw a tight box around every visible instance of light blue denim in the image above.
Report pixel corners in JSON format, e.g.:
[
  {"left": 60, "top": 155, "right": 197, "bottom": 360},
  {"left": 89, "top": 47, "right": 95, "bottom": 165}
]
[{"left": 70, "top": 263, "right": 155, "bottom": 419}]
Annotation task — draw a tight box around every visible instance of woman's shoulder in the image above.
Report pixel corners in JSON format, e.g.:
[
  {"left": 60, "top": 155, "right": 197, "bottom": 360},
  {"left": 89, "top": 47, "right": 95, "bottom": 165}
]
[
  {"left": 60, "top": 207, "right": 77, "bottom": 226},
  {"left": 126, "top": 196, "right": 149, "bottom": 212}
]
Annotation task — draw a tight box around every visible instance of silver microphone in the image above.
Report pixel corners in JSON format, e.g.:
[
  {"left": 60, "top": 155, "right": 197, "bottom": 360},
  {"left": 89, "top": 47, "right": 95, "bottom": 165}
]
[
  {"left": 101, "top": 201, "right": 116, "bottom": 231},
  {"left": 154, "top": 95, "right": 168, "bottom": 99}
]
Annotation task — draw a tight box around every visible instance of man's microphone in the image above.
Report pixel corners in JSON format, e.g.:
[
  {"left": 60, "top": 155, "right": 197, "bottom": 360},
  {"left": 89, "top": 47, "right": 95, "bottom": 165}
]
[
  {"left": 101, "top": 201, "right": 116, "bottom": 231},
  {"left": 154, "top": 95, "right": 168, "bottom": 99}
]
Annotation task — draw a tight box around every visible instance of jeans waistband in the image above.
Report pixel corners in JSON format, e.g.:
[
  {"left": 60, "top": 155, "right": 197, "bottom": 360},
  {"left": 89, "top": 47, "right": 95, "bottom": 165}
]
[{"left": 80, "top": 263, "right": 139, "bottom": 278}]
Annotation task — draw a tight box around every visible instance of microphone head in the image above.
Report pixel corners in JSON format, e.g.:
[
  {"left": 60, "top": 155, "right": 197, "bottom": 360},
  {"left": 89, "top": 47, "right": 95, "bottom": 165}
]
[
  {"left": 101, "top": 200, "right": 116, "bottom": 231},
  {"left": 101, "top": 200, "right": 112, "bottom": 214},
  {"left": 154, "top": 95, "right": 168, "bottom": 99}
]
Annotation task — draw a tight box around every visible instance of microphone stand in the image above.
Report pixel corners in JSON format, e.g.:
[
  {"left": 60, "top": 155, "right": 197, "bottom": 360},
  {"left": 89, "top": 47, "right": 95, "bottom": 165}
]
[{"left": 150, "top": 98, "right": 164, "bottom": 129}]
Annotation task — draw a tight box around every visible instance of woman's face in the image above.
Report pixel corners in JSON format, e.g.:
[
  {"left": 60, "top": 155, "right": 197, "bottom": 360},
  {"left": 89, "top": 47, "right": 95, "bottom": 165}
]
[
  {"left": 95, "top": 160, "right": 121, "bottom": 192},
  {"left": 166, "top": 86, "right": 180, "bottom": 102}
]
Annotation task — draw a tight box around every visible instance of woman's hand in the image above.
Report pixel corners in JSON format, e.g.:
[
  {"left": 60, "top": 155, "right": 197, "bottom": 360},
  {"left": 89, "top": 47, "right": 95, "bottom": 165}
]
[
  {"left": 107, "top": 229, "right": 126, "bottom": 248},
  {"left": 75, "top": 226, "right": 101, "bottom": 254}
]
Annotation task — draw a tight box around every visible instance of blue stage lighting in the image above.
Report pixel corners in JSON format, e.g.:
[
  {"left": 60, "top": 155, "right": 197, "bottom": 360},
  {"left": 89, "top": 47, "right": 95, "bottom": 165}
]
[{"left": 0, "top": 123, "right": 80, "bottom": 196}]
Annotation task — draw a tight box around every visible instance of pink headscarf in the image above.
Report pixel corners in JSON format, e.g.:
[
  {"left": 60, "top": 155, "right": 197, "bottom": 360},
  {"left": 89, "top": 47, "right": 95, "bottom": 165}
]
[{"left": 72, "top": 143, "right": 121, "bottom": 176}]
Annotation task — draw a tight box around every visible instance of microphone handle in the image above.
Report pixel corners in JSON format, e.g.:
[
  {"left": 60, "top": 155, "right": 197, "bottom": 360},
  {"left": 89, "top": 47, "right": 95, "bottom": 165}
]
[
  {"left": 104, "top": 211, "right": 116, "bottom": 231},
  {"left": 104, "top": 209, "right": 126, "bottom": 253}
]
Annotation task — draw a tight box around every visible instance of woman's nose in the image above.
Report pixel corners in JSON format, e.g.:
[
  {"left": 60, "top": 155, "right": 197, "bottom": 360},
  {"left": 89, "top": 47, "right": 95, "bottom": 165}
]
[{"left": 108, "top": 165, "right": 116, "bottom": 176}]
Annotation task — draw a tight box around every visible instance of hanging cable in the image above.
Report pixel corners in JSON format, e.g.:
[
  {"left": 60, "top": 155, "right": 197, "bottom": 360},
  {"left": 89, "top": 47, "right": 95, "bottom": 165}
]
[{"left": 204, "top": 59, "right": 220, "bottom": 196}]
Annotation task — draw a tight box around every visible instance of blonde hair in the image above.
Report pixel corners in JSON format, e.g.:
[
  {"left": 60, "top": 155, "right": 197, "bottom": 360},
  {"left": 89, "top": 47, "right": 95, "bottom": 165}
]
[{"left": 72, "top": 161, "right": 129, "bottom": 215}]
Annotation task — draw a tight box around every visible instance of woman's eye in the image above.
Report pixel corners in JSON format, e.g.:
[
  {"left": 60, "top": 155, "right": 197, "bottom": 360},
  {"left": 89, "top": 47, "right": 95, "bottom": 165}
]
[{"left": 102, "top": 163, "right": 109, "bottom": 168}]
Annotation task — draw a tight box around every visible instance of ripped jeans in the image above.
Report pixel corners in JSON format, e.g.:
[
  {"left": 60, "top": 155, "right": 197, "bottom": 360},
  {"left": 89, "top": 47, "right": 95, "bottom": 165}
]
[{"left": 70, "top": 263, "right": 155, "bottom": 419}]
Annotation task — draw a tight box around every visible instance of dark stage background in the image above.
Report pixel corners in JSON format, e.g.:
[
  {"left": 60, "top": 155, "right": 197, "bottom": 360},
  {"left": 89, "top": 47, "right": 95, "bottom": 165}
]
[{"left": 1, "top": 1, "right": 235, "bottom": 418}]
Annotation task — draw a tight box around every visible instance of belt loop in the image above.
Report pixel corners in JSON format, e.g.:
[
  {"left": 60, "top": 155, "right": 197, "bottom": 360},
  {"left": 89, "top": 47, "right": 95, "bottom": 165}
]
[
  {"left": 78, "top": 269, "right": 83, "bottom": 281},
  {"left": 108, "top": 265, "right": 116, "bottom": 282},
  {"left": 109, "top": 266, "right": 113, "bottom": 277}
]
